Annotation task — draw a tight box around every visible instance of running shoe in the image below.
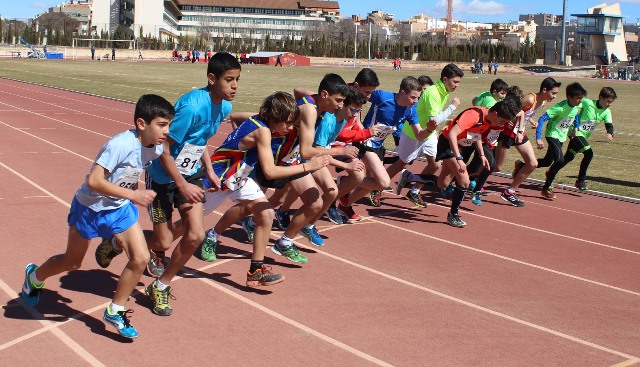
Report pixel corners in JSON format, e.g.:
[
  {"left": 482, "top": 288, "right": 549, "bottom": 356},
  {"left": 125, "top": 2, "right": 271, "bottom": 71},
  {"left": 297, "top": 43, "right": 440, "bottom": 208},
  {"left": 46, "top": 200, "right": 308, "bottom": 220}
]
[
  {"left": 144, "top": 279, "right": 175, "bottom": 316},
  {"left": 103, "top": 308, "right": 138, "bottom": 338},
  {"left": 446, "top": 183, "right": 455, "bottom": 193},
  {"left": 369, "top": 190, "right": 382, "bottom": 207},
  {"left": 326, "top": 206, "right": 344, "bottom": 225},
  {"left": 274, "top": 207, "right": 291, "bottom": 230},
  {"left": 512, "top": 160, "right": 524, "bottom": 178},
  {"left": 337, "top": 202, "right": 362, "bottom": 222},
  {"left": 246, "top": 265, "right": 285, "bottom": 287},
  {"left": 500, "top": 189, "right": 525, "bottom": 207},
  {"left": 405, "top": 191, "right": 427, "bottom": 208},
  {"left": 241, "top": 216, "right": 255, "bottom": 242},
  {"left": 21, "top": 263, "right": 42, "bottom": 307},
  {"left": 447, "top": 212, "right": 467, "bottom": 228},
  {"left": 541, "top": 187, "right": 556, "bottom": 200},
  {"left": 470, "top": 192, "right": 483, "bottom": 206},
  {"left": 383, "top": 186, "right": 393, "bottom": 192},
  {"left": 95, "top": 237, "right": 123, "bottom": 268},
  {"left": 271, "top": 239, "right": 308, "bottom": 264},
  {"left": 478, "top": 187, "right": 489, "bottom": 196},
  {"left": 468, "top": 179, "right": 477, "bottom": 192},
  {"left": 575, "top": 180, "right": 589, "bottom": 191},
  {"left": 396, "top": 169, "right": 410, "bottom": 194},
  {"left": 146, "top": 250, "right": 167, "bottom": 277},
  {"left": 300, "top": 226, "right": 324, "bottom": 246},
  {"left": 200, "top": 229, "right": 218, "bottom": 262}
]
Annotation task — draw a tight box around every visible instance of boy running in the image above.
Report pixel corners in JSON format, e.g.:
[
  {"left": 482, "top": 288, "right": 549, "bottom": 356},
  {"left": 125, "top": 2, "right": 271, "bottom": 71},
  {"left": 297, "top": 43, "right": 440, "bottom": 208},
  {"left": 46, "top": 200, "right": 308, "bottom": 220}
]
[{"left": 22, "top": 94, "right": 175, "bottom": 338}]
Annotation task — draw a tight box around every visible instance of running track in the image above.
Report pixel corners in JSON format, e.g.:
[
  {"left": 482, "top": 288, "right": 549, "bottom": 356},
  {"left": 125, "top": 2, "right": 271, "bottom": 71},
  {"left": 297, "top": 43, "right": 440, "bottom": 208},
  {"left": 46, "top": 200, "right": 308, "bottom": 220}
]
[{"left": 0, "top": 78, "right": 639, "bottom": 367}]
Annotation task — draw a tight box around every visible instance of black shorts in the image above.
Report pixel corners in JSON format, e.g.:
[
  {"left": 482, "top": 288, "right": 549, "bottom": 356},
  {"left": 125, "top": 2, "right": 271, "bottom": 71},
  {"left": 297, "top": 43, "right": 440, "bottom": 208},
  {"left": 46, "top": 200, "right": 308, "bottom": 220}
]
[
  {"left": 253, "top": 162, "right": 309, "bottom": 189},
  {"left": 146, "top": 167, "right": 206, "bottom": 224},
  {"left": 435, "top": 135, "right": 477, "bottom": 162},
  {"left": 358, "top": 144, "right": 386, "bottom": 161},
  {"left": 497, "top": 133, "right": 529, "bottom": 149}
]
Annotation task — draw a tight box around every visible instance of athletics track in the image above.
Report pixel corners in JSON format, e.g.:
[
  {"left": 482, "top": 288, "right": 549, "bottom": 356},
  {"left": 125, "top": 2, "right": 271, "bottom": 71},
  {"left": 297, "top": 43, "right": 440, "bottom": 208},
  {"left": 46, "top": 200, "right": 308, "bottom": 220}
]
[{"left": 0, "top": 78, "right": 638, "bottom": 367}]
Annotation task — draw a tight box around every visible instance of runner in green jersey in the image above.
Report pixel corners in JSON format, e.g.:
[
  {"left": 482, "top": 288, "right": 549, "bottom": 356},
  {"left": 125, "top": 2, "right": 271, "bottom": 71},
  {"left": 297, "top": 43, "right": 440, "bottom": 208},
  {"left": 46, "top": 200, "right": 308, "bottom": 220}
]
[
  {"left": 535, "top": 82, "right": 587, "bottom": 199},
  {"left": 558, "top": 87, "right": 616, "bottom": 191}
]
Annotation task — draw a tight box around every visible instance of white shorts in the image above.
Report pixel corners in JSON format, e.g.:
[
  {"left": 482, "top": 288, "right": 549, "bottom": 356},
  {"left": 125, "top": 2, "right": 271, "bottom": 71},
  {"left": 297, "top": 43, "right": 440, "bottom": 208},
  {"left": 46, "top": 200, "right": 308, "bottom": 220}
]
[
  {"left": 395, "top": 132, "right": 437, "bottom": 163},
  {"left": 202, "top": 178, "right": 264, "bottom": 216}
]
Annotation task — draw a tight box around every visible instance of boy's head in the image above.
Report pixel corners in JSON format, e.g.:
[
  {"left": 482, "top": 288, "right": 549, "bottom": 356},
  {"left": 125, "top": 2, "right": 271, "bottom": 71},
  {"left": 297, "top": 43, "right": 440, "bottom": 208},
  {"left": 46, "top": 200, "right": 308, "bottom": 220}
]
[
  {"left": 339, "top": 86, "right": 367, "bottom": 121},
  {"left": 539, "top": 77, "right": 562, "bottom": 102},
  {"left": 318, "top": 73, "right": 348, "bottom": 112},
  {"left": 566, "top": 82, "right": 587, "bottom": 107},
  {"left": 502, "top": 94, "right": 523, "bottom": 114},
  {"left": 489, "top": 100, "right": 519, "bottom": 127},
  {"left": 440, "top": 63, "right": 464, "bottom": 93},
  {"left": 506, "top": 85, "right": 524, "bottom": 100},
  {"left": 207, "top": 52, "right": 242, "bottom": 103},
  {"left": 489, "top": 78, "right": 509, "bottom": 101},
  {"left": 134, "top": 94, "right": 174, "bottom": 146},
  {"left": 260, "top": 92, "right": 299, "bottom": 135},
  {"left": 417, "top": 75, "right": 434, "bottom": 92},
  {"left": 598, "top": 87, "right": 617, "bottom": 109},
  {"left": 398, "top": 76, "right": 422, "bottom": 107},
  {"left": 353, "top": 68, "right": 380, "bottom": 100}
]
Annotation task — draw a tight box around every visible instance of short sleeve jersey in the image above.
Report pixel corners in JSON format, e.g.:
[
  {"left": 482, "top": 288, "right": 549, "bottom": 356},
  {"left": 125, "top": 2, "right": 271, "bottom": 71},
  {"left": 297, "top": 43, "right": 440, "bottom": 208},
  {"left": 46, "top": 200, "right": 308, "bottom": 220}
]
[
  {"left": 404, "top": 80, "right": 449, "bottom": 140},
  {"left": 75, "top": 130, "right": 163, "bottom": 211},
  {"left": 362, "top": 90, "right": 418, "bottom": 148},
  {"left": 473, "top": 91, "right": 498, "bottom": 109},
  {"left": 543, "top": 100, "right": 582, "bottom": 142},
  {"left": 146, "top": 87, "right": 232, "bottom": 184},
  {"left": 442, "top": 107, "right": 491, "bottom": 146},
  {"left": 314, "top": 112, "right": 347, "bottom": 148},
  {"left": 575, "top": 99, "right": 612, "bottom": 139}
]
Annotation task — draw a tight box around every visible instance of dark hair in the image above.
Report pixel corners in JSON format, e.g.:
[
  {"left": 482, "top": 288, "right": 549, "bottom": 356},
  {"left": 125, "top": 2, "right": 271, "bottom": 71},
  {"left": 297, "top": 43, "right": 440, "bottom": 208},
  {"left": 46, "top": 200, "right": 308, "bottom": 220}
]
[
  {"left": 417, "top": 75, "right": 434, "bottom": 87},
  {"left": 354, "top": 68, "right": 380, "bottom": 87},
  {"left": 540, "top": 77, "right": 562, "bottom": 93},
  {"left": 134, "top": 94, "right": 175, "bottom": 126},
  {"left": 566, "top": 82, "right": 587, "bottom": 98},
  {"left": 441, "top": 63, "right": 465, "bottom": 80},
  {"left": 490, "top": 100, "right": 518, "bottom": 120},
  {"left": 344, "top": 86, "right": 367, "bottom": 107},
  {"left": 490, "top": 78, "right": 509, "bottom": 93},
  {"left": 318, "top": 73, "right": 348, "bottom": 96},
  {"left": 400, "top": 76, "right": 422, "bottom": 93},
  {"left": 207, "top": 52, "right": 241, "bottom": 77},
  {"left": 502, "top": 94, "right": 523, "bottom": 113},
  {"left": 599, "top": 86, "right": 617, "bottom": 99},
  {"left": 259, "top": 91, "right": 299, "bottom": 123},
  {"left": 506, "top": 85, "right": 524, "bottom": 99}
]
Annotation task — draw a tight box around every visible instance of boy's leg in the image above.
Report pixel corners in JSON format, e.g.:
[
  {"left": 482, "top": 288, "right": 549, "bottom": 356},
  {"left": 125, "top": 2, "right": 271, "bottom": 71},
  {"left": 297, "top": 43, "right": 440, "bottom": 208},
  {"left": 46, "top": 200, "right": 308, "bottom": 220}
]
[
  {"left": 309, "top": 166, "right": 339, "bottom": 225},
  {"left": 347, "top": 151, "right": 389, "bottom": 205},
  {"left": 160, "top": 201, "right": 205, "bottom": 282},
  {"left": 539, "top": 138, "right": 564, "bottom": 197},
  {"left": 511, "top": 140, "right": 537, "bottom": 190}
]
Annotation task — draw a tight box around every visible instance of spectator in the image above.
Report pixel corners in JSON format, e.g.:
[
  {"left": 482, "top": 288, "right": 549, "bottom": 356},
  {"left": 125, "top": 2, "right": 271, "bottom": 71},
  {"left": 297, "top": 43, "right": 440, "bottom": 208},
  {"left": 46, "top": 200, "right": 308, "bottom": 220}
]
[
  {"left": 91, "top": 44, "right": 95, "bottom": 60},
  {"left": 111, "top": 47, "right": 115, "bottom": 61}
]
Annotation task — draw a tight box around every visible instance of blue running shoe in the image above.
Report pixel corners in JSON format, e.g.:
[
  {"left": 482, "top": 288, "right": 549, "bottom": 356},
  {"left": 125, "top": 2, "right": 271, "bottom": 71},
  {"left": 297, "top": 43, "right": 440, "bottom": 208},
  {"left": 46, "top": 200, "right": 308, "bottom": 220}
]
[
  {"left": 326, "top": 206, "right": 343, "bottom": 225},
  {"left": 471, "top": 192, "right": 483, "bottom": 206},
  {"left": 300, "top": 225, "right": 324, "bottom": 246},
  {"left": 21, "top": 263, "right": 43, "bottom": 307},
  {"left": 469, "top": 180, "right": 477, "bottom": 192},
  {"left": 103, "top": 308, "right": 138, "bottom": 338}
]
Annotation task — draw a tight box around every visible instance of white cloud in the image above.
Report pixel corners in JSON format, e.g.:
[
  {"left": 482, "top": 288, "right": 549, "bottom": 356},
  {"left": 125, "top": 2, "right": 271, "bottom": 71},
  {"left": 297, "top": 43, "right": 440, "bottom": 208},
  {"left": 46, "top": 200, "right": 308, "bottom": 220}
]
[
  {"left": 435, "top": 0, "right": 513, "bottom": 16},
  {"left": 31, "top": 2, "right": 49, "bottom": 10}
]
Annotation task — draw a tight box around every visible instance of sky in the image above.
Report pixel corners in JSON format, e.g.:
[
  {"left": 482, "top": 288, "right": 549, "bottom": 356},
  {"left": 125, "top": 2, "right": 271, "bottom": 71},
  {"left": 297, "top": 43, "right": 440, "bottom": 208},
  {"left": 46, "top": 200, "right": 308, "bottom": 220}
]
[{"left": 2, "top": 1, "right": 640, "bottom": 23}]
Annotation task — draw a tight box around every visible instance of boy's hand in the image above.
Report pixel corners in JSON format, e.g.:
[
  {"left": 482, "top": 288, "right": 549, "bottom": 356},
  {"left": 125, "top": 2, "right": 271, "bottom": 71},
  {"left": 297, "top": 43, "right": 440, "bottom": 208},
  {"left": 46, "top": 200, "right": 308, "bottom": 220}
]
[
  {"left": 368, "top": 125, "right": 381, "bottom": 137},
  {"left": 132, "top": 189, "right": 157, "bottom": 207},
  {"left": 306, "top": 154, "right": 331, "bottom": 171},
  {"left": 427, "top": 118, "right": 437, "bottom": 132},
  {"left": 452, "top": 97, "right": 461, "bottom": 108},
  {"left": 606, "top": 133, "right": 614, "bottom": 141},
  {"left": 341, "top": 145, "right": 359, "bottom": 159},
  {"left": 205, "top": 171, "right": 222, "bottom": 192},
  {"left": 179, "top": 182, "right": 205, "bottom": 203},
  {"left": 536, "top": 139, "right": 545, "bottom": 149},
  {"left": 529, "top": 119, "right": 538, "bottom": 129},
  {"left": 346, "top": 159, "right": 365, "bottom": 172}
]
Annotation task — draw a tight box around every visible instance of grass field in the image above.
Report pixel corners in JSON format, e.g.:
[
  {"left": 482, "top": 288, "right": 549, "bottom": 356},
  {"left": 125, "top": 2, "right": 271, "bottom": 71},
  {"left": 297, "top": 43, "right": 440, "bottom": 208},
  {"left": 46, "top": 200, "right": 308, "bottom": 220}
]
[{"left": 0, "top": 58, "right": 638, "bottom": 198}]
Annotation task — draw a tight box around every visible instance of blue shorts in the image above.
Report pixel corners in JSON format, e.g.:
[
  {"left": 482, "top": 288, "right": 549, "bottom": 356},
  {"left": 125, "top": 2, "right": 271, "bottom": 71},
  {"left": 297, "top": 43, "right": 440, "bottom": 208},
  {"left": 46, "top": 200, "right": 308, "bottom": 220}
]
[{"left": 68, "top": 198, "right": 138, "bottom": 240}]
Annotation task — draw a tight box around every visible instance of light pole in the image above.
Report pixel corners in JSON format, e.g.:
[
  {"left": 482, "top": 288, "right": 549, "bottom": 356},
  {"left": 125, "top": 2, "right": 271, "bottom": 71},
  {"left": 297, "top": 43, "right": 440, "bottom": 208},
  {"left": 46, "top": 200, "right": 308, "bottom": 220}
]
[
  {"left": 560, "top": 0, "right": 567, "bottom": 65},
  {"left": 354, "top": 22, "right": 358, "bottom": 66}
]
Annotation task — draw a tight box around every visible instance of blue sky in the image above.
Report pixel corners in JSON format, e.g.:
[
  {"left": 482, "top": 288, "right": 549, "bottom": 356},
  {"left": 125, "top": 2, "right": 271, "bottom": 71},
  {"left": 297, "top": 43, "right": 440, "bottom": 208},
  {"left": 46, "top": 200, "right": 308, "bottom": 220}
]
[{"left": 2, "top": 1, "right": 640, "bottom": 23}]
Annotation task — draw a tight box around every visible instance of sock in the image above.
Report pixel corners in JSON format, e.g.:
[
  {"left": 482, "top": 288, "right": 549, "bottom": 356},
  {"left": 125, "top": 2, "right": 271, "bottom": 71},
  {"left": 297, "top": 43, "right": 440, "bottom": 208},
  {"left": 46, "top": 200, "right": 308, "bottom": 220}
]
[
  {"left": 156, "top": 279, "right": 169, "bottom": 291},
  {"left": 110, "top": 237, "right": 120, "bottom": 250},
  {"left": 279, "top": 235, "right": 294, "bottom": 247},
  {"left": 304, "top": 224, "right": 314, "bottom": 230},
  {"left": 108, "top": 302, "right": 125, "bottom": 315},
  {"left": 30, "top": 271, "right": 44, "bottom": 288},
  {"left": 506, "top": 188, "right": 515, "bottom": 194},
  {"left": 410, "top": 187, "right": 420, "bottom": 195},
  {"left": 451, "top": 186, "right": 467, "bottom": 214},
  {"left": 249, "top": 260, "right": 264, "bottom": 273}
]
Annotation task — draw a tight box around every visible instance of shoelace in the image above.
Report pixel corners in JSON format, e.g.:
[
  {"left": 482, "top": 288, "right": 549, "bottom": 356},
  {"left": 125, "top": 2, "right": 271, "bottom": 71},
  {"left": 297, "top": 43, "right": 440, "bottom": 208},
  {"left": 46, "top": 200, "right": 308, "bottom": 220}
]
[
  {"left": 117, "top": 309, "right": 134, "bottom": 327},
  {"left": 157, "top": 287, "right": 176, "bottom": 304}
]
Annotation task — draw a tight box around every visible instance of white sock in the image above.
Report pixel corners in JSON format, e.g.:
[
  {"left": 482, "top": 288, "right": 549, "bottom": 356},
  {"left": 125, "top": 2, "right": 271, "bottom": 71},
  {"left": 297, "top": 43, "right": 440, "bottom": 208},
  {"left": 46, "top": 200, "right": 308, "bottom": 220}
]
[
  {"left": 410, "top": 187, "right": 420, "bottom": 195},
  {"left": 507, "top": 188, "right": 516, "bottom": 194},
  {"left": 156, "top": 279, "right": 169, "bottom": 291},
  {"left": 279, "top": 235, "right": 293, "bottom": 247},
  {"left": 30, "top": 271, "right": 43, "bottom": 287},
  {"left": 108, "top": 302, "right": 125, "bottom": 315}
]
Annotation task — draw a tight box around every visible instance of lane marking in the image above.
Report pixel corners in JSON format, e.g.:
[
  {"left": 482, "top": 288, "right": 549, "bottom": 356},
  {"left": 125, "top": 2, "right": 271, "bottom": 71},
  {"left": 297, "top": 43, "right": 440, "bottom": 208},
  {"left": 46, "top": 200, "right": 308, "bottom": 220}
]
[{"left": 610, "top": 359, "right": 640, "bottom": 367}]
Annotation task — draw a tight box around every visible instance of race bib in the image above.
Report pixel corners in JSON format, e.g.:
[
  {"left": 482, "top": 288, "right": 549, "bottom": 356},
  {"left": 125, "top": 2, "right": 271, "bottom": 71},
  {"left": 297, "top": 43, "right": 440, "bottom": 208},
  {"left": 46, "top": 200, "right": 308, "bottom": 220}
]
[
  {"left": 175, "top": 143, "right": 205, "bottom": 175},
  {"left": 113, "top": 167, "right": 143, "bottom": 190},
  {"left": 370, "top": 124, "right": 395, "bottom": 141},
  {"left": 281, "top": 145, "right": 300, "bottom": 166},
  {"left": 486, "top": 129, "right": 502, "bottom": 146},
  {"left": 458, "top": 131, "right": 482, "bottom": 147},
  {"left": 557, "top": 118, "right": 573, "bottom": 131},
  {"left": 225, "top": 163, "right": 254, "bottom": 191},
  {"left": 579, "top": 120, "right": 596, "bottom": 132}
]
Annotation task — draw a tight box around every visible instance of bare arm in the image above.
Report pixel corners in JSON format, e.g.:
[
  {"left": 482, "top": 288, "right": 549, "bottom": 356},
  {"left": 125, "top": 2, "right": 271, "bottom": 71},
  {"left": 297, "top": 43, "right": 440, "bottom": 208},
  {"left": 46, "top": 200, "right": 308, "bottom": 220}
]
[
  {"left": 158, "top": 137, "right": 204, "bottom": 203},
  {"left": 256, "top": 128, "right": 330, "bottom": 179},
  {"left": 86, "top": 165, "right": 156, "bottom": 207}
]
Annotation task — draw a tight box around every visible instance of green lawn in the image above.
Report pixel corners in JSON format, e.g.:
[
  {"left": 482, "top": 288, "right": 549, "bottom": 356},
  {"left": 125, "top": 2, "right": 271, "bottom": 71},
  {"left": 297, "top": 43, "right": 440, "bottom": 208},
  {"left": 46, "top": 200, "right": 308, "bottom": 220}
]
[{"left": 1, "top": 58, "right": 638, "bottom": 198}]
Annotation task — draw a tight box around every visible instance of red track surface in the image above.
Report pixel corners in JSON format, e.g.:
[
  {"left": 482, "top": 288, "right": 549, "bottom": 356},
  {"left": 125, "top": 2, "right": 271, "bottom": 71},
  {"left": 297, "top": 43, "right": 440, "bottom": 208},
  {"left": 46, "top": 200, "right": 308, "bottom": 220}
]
[{"left": 0, "top": 78, "right": 639, "bottom": 367}]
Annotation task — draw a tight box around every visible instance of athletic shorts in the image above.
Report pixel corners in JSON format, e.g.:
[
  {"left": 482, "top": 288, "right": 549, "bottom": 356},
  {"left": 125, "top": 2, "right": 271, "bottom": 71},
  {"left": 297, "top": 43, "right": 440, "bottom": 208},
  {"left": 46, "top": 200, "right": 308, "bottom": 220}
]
[
  {"left": 68, "top": 197, "right": 138, "bottom": 240},
  {"left": 567, "top": 135, "right": 590, "bottom": 155},
  {"left": 435, "top": 135, "right": 455, "bottom": 161},
  {"left": 203, "top": 178, "right": 264, "bottom": 216},
  {"left": 497, "top": 133, "right": 529, "bottom": 149},
  {"left": 358, "top": 144, "right": 386, "bottom": 161},
  {"left": 146, "top": 167, "right": 206, "bottom": 224},
  {"left": 254, "top": 162, "right": 309, "bottom": 189},
  {"left": 395, "top": 132, "right": 437, "bottom": 163}
]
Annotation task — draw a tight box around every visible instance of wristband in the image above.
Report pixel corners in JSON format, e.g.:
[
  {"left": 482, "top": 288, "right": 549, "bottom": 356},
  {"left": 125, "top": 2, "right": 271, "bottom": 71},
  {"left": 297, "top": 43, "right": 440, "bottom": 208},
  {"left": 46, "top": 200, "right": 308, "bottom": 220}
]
[{"left": 455, "top": 156, "right": 464, "bottom": 161}]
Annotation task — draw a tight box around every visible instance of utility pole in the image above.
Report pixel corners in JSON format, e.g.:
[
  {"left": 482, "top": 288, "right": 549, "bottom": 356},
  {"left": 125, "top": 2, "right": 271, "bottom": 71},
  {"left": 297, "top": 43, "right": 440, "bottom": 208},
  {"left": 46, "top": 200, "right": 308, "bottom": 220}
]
[
  {"left": 560, "top": 0, "right": 567, "bottom": 65},
  {"left": 354, "top": 22, "right": 358, "bottom": 67}
]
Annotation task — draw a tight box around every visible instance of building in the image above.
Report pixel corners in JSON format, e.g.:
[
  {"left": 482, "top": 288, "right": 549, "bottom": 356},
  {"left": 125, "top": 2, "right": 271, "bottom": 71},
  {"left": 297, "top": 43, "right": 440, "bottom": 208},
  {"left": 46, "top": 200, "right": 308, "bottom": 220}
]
[
  {"left": 519, "top": 13, "right": 562, "bottom": 27},
  {"left": 572, "top": 2, "right": 626, "bottom": 65}
]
